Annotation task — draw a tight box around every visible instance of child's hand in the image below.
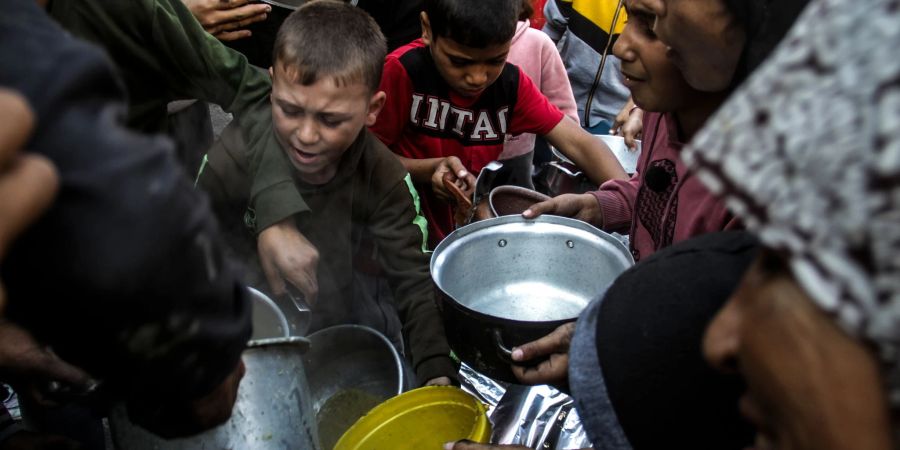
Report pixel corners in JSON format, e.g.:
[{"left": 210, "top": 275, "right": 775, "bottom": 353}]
[
  {"left": 257, "top": 219, "right": 319, "bottom": 304},
  {"left": 610, "top": 102, "right": 643, "bottom": 150},
  {"left": 522, "top": 193, "right": 604, "bottom": 228},
  {"left": 431, "top": 156, "right": 475, "bottom": 202}
]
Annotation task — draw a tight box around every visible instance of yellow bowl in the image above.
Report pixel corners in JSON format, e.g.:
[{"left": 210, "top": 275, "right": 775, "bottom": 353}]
[{"left": 333, "top": 386, "right": 491, "bottom": 450}]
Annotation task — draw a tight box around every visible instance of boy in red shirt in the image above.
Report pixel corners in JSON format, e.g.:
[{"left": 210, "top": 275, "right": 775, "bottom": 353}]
[{"left": 374, "top": 0, "right": 627, "bottom": 245}]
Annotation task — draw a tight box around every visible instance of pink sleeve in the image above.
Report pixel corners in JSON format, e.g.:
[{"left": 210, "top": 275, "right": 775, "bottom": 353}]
[
  {"left": 508, "top": 67, "right": 565, "bottom": 136},
  {"left": 538, "top": 32, "right": 578, "bottom": 122},
  {"left": 370, "top": 55, "right": 412, "bottom": 149}
]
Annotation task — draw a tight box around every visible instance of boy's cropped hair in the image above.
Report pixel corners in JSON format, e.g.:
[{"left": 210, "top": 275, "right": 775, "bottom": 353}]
[
  {"left": 424, "top": 0, "right": 518, "bottom": 48},
  {"left": 273, "top": 0, "right": 387, "bottom": 92}
]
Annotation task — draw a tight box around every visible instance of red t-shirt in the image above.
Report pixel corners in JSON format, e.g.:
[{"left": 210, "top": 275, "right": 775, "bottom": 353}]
[{"left": 372, "top": 39, "right": 564, "bottom": 247}]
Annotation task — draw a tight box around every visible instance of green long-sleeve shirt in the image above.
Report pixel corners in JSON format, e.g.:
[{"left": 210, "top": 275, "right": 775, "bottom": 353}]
[
  {"left": 48, "top": 0, "right": 310, "bottom": 227},
  {"left": 200, "top": 124, "right": 457, "bottom": 383}
]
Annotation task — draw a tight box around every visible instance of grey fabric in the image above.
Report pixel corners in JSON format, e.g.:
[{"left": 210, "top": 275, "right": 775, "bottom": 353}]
[
  {"left": 568, "top": 296, "right": 632, "bottom": 450},
  {"left": 542, "top": 0, "right": 630, "bottom": 129}
]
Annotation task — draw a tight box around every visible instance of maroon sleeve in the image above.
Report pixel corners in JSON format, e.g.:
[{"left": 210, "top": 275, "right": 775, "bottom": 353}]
[
  {"left": 508, "top": 66, "right": 565, "bottom": 136},
  {"left": 591, "top": 174, "right": 641, "bottom": 233},
  {"left": 370, "top": 55, "right": 413, "bottom": 149},
  {"left": 591, "top": 112, "right": 660, "bottom": 232}
]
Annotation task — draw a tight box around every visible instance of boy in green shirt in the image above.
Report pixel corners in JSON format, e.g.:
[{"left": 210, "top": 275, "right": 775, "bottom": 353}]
[{"left": 198, "top": 0, "right": 455, "bottom": 385}]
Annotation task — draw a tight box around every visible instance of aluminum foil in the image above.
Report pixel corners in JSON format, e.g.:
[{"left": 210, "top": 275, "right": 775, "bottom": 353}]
[{"left": 458, "top": 364, "right": 593, "bottom": 449}]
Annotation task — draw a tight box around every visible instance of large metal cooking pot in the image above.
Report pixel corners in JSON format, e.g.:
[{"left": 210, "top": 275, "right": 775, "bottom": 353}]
[
  {"left": 303, "top": 324, "right": 415, "bottom": 449},
  {"left": 108, "top": 337, "right": 318, "bottom": 449},
  {"left": 431, "top": 215, "right": 634, "bottom": 382}
]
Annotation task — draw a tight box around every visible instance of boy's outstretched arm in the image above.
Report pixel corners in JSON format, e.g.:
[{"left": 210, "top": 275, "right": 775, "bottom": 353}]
[{"left": 544, "top": 116, "right": 629, "bottom": 184}]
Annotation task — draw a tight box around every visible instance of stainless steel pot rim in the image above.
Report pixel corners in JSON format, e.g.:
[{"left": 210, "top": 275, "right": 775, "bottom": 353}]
[
  {"left": 247, "top": 286, "right": 291, "bottom": 339},
  {"left": 306, "top": 324, "right": 406, "bottom": 396},
  {"left": 247, "top": 335, "right": 311, "bottom": 350},
  {"left": 258, "top": 0, "right": 305, "bottom": 10},
  {"left": 430, "top": 215, "right": 633, "bottom": 273},
  {"left": 430, "top": 215, "right": 634, "bottom": 323},
  {"left": 257, "top": 0, "right": 359, "bottom": 9}
]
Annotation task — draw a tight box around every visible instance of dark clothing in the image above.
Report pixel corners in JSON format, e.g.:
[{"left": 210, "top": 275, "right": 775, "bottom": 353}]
[
  {"left": 47, "top": 0, "right": 271, "bottom": 135},
  {"left": 198, "top": 125, "right": 456, "bottom": 383},
  {"left": 225, "top": 0, "right": 424, "bottom": 68},
  {"left": 357, "top": 0, "right": 424, "bottom": 52},
  {"left": 46, "top": 0, "right": 312, "bottom": 231},
  {"left": 570, "top": 231, "right": 758, "bottom": 449},
  {"left": 0, "top": 0, "right": 250, "bottom": 410}
]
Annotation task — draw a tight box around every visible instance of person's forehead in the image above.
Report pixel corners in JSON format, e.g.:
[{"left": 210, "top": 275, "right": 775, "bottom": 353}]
[
  {"left": 435, "top": 37, "right": 510, "bottom": 62},
  {"left": 630, "top": 0, "right": 665, "bottom": 15}
]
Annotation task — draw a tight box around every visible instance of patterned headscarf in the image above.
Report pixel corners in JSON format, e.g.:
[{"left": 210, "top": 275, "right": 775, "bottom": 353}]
[{"left": 683, "top": 0, "right": 900, "bottom": 404}]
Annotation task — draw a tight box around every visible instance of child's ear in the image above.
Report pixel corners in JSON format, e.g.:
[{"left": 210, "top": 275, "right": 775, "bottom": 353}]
[
  {"left": 420, "top": 11, "right": 432, "bottom": 46},
  {"left": 268, "top": 66, "right": 274, "bottom": 79},
  {"left": 365, "top": 91, "right": 387, "bottom": 127}
]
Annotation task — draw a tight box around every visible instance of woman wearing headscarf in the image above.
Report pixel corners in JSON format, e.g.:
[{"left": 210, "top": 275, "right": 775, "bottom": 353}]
[{"left": 686, "top": 0, "right": 900, "bottom": 446}]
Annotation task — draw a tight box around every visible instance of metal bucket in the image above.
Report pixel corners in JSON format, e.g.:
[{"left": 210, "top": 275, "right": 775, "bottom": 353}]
[
  {"left": 303, "top": 324, "right": 415, "bottom": 450},
  {"left": 108, "top": 337, "right": 318, "bottom": 449}
]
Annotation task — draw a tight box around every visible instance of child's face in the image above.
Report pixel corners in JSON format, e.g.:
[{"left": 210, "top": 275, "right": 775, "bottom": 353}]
[
  {"left": 613, "top": 0, "right": 695, "bottom": 112},
  {"left": 269, "top": 64, "right": 385, "bottom": 185},
  {"left": 631, "top": 0, "right": 745, "bottom": 92},
  {"left": 421, "top": 13, "right": 511, "bottom": 98}
]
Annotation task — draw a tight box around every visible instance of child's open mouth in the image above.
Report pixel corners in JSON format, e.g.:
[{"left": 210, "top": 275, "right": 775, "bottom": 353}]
[{"left": 292, "top": 147, "right": 319, "bottom": 163}]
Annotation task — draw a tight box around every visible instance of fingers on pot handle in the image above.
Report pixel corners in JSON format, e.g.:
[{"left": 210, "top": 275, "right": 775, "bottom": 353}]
[
  {"left": 492, "top": 328, "right": 514, "bottom": 364},
  {"left": 442, "top": 172, "right": 473, "bottom": 209}
]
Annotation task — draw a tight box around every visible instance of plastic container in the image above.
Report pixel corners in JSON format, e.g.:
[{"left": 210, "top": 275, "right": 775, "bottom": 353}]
[{"left": 334, "top": 386, "right": 491, "bottom": 449}]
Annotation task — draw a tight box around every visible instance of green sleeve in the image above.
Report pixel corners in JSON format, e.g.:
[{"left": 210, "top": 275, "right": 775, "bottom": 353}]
[
  {"left": 370, "top": 174, "right": 457, "bottom": 383},
  {"left": 145, "top": 0, "right": 311, "bottom": 229},
  {"left": 148, "top": 0, "right": 309, "bottom": 228},
  {"left": 50, "top": 0, "right": 309, "bottom": 229}
]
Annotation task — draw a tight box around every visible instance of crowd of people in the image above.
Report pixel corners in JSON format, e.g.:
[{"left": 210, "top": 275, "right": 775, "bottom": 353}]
[{"left": 1, "top": 0, "right": 896, "bottom": 448}]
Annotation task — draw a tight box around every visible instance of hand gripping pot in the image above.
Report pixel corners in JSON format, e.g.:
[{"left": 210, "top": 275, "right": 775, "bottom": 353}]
[{"left": 431, "top": 215, "right": 634, "bottom": 382}]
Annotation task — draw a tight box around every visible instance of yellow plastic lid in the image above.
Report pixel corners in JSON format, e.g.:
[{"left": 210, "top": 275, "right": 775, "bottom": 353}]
[{"left": 333, "top": 386, "right": 491, "bottom": 450}]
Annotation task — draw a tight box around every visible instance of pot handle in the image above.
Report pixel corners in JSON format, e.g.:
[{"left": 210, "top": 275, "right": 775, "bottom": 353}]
[
  {"left": 548, "top": 161, "right": 582, "bottom": 178},
  {"left": 442, "top": 172, "right": 474, "bottom": 227},
  {"left": 492, "top": 328, "right": 515, "bottom": 363},
  {"left": 442, "top": 172, "right": 474, "bottom": 209}
]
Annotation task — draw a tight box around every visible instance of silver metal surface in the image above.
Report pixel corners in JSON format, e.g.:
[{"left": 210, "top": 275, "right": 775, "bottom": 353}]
[
  {"left": 282, "top": 286, "right": 312, "bottom": 337},
  {"left": 490, "top": 384, "right": 592, "bottom": 449},
  {"left": 302, "top": 325, "right": 414, "bottom": 449},
  {"left": 457, "top": 363, "right": 592, "bottom": 449},
  {"left": 109, "top": 337, "right": 318, "bottom": 449},
  {"left": 552, "top": 136, "right": 642, "bottom": 174},
  {"left": 259, "top": 0, "right": 306, "bottom": 9},
  {"left": 248, "top": 287, "right": 290, "bottom": 340},
  {"left": 432, "top": 215, "right": 634, "bottom": 322},
  {"left": 474, "top": 161, "right": 504, "bottom": 201},
  {"left": 596, "top": 135, "right": 642, "bottom": 174},
  {"left": 303, "top": 325, "right": 413, "bottom": 414}
]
